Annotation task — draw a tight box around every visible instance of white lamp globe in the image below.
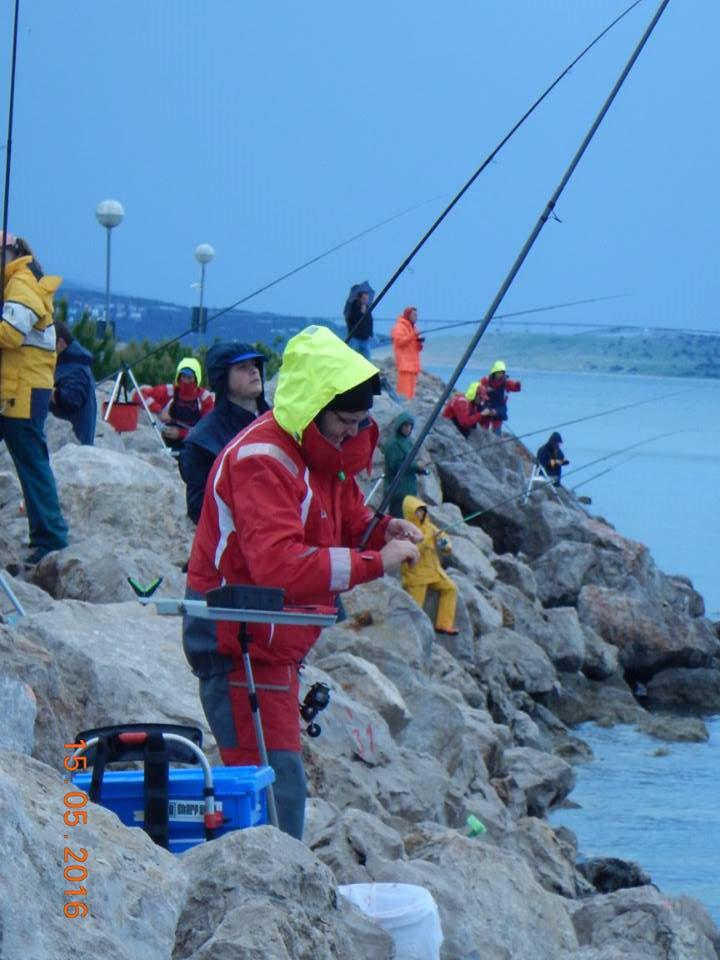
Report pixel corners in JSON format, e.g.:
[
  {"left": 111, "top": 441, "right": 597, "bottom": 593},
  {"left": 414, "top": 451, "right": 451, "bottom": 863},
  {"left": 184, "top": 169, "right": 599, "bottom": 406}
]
[
  {"left": 95, "top": 199, "right": 125, "bottom": 228},
  {"left": 194, "top": 243, "right": 215, "bottom": 265}
]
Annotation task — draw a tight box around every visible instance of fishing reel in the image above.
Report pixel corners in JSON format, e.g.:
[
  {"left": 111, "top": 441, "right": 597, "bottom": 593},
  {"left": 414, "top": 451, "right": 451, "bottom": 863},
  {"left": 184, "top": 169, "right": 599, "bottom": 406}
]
[{"left": 300, "top": 682, "right": 331, "bottom": 738}]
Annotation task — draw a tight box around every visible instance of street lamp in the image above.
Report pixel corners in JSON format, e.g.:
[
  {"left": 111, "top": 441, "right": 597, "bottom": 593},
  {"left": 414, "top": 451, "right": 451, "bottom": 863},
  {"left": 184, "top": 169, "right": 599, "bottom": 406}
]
[
  {"left": 95, "top": 199, "right": 124, "bottom": 337},
  {"left": 194, "top": 243, "right": 215, "bottom": 345}
]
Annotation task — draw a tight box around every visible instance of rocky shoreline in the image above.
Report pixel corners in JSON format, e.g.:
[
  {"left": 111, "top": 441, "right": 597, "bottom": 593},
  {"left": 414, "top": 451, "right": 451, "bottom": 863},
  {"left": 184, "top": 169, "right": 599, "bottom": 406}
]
[{"left": 0, "top": 364, "right": 718, "bottom": 959}]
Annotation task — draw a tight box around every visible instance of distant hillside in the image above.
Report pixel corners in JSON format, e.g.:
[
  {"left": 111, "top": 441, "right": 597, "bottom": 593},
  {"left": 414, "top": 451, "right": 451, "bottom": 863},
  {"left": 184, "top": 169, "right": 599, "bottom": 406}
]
[
  {"left": 59, "top": 283, "right": 347, "bottom": 345},
  {"left": 403, "top": 329, "right": 720, "bottom": 379}
]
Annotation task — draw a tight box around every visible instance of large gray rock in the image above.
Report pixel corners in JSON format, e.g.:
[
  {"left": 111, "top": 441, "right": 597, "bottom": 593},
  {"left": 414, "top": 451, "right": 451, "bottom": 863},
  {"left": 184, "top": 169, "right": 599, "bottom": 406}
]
[
  {"left": 570, "top": 886, "right": 718, "bottom": 960},
  {"left": 492, "top": 552, "right": 538, "bottom": 600},
  {"left": 316, "top": 651, "right": 413, "bottom": 735},
  {"left": 0, "top": 674, "right": 37, "bottom": 753},
  {"left": 307, "top": 807, "right": 406, "bottom": 883},
  {"left": 577, "top": 584, "right": 720, "bottom": 680},
  {"left": 177, "top": 827, "right": 392, "bottom": 959},
  {"left": 544, "top": 673, "right": 644, "bottom": 728},
  {"left": 645, "top": 667, "right": 720, "bottom": 712},
  {"left": 581, "top": 625, "right": 620, "bottom": 681},
  {"left": 378, "top": 831, "right": 580, "bottom": 960},
  {"left": 541, "top": 606, "right": 587, "bottom": 673},
  {"left": 31, "top": 537, "right": 187, "bottom": 603},
  {"left": 501, "top": 746, "right": 575, "bottom": 817},
  {"left": 476, "top": 628, "right": 557, "bottom": 696},
  {"left": 8, "top": 600, "right": 213, "bottom": 766}
]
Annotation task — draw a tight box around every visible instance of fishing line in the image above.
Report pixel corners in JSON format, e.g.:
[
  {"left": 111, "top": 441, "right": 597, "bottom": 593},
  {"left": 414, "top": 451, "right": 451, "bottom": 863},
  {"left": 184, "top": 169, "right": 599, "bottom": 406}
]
[
  {"left": 346, "top": 0, "right": 644, "bottom": 341},
  {"left": 420, "top": 294, "right": 625, "bottom": 336},
  {"left": 453, "top": 430, "right": 678, "bottom": 528},
  {"left": 96, "top": 193, "right": 447, "bottom": 386},
  {"left": 360, "top": 0, "right": 671, "bottom": 548},
  {"left": 0, "top": 0, "right": 21, "bottom": 317}
]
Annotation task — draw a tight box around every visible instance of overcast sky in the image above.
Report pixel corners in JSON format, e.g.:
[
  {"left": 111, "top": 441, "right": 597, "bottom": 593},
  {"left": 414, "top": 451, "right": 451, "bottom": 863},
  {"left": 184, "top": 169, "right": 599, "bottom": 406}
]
[{"left": 2, "top": 0, "right": 717, "bottom": 331}]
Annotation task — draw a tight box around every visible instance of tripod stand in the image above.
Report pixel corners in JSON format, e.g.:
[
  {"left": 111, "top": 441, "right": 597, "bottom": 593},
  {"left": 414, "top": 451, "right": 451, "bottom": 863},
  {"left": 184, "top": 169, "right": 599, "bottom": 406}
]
[{"left": 104, "top": 363, "right": 172, "bottom": 456}]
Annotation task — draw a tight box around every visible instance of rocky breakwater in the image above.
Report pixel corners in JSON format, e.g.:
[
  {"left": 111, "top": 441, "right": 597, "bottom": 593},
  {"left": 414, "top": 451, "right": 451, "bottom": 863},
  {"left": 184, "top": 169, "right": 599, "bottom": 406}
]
[{"left": 0, "top": 374, "right": 718, "bottom": 959}]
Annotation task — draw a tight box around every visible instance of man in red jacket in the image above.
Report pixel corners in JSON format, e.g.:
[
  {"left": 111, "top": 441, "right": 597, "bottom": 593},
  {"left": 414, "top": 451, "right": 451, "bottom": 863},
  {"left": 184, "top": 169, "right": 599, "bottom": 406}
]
[{"left": 183, "top": 325, "right": 421, "bottom": 838}]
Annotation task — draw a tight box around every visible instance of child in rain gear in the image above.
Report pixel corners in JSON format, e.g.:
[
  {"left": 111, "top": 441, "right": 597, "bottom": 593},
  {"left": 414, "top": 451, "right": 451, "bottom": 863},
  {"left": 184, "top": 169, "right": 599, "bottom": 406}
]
[
  {"left": 401, "top": 494, "right": 458, "bottom": 636},
  {"left": 391, "top": 306, "right": 423, "bottom": 399},
  {"left": 478, "top": 360, "right": 521, "bottom": 435},
  {"left": 381, "top": 411, "right": 429, "bottom": 517},
  {"left": 134, "top": 357, "right": 214, "bottom": 451},
  {"left": 443, "top": 385, "right": 492, "bottom": 438}
]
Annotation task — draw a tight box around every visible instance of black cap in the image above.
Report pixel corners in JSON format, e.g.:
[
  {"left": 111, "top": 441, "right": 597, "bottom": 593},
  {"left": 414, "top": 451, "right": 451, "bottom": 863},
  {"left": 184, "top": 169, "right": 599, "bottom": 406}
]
[{"left": 326, "top": 374, "right": 380, "bottom": 413}]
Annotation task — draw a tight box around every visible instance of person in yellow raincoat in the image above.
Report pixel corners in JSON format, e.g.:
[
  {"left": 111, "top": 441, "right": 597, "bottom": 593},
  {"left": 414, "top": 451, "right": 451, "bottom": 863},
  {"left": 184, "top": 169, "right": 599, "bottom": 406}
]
[{"left": 401, "top": 494, "right": 458, "bottom": 635}]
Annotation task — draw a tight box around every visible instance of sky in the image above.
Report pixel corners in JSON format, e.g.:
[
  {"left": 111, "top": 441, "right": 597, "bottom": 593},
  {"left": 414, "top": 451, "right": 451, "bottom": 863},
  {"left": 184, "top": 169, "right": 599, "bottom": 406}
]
[{"left": 2, "top": 0, "right": 718, "bottom": 332}]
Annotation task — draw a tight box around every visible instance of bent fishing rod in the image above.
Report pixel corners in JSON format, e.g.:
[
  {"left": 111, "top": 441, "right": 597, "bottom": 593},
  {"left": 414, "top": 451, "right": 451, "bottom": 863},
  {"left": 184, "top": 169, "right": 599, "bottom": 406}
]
[
  {"left": 453, "top": 431, "right": 678, "bottom": 528},
  {"left": 0, "top": 0, "right": 20, "bottom": 318},
  {"left": 345, "top": 0, "right": 643, "bottom": 343},
  {"left": 96, "top": 193, "right": 445, "bottom": 386},
  {"left": 360, "top": 0, "right": 671, "bottom": 549}
]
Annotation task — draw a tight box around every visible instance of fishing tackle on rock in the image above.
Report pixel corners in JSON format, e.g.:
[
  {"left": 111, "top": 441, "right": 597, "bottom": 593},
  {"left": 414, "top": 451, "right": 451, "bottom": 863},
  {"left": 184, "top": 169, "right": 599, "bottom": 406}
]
[
  {"left": 361, "top": 0, "right": 671, "bottom": 548},
  {"left": 345, "top": 0, "right": 644, "bottom": 343}
]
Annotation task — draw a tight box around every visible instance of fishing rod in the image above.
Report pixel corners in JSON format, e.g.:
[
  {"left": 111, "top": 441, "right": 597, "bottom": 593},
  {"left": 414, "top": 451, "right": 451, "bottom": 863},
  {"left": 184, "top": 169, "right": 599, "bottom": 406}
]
[
  {"left": 345, "top": 0, "right": 644, "bottom": 342},
  {"left": 420, "top": 294, "right": 625, "bottom": 336},
  {"left": 0, "top": 0, "right": 20, "bottom": 318},
  {"left": 453, "top": 431, "right": 677, "bottom": 528},
  {"left": 361, "top": 0, "right": 671, "bottom": 549},
  {"left": 96, "top": 193, "right": 446, "bottom": 386},
  {"left": 570, "top": 454, "right": 638, "bottom": 492},
  {"left": 442, "top": 387, "right": 702, "bottom": 474}
]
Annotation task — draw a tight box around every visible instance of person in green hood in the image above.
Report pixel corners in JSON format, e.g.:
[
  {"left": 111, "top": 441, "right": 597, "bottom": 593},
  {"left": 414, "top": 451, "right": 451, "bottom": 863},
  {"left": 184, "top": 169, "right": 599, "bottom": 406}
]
[{"left": 382, "top": 411, "right": 430, "bottom": 518}]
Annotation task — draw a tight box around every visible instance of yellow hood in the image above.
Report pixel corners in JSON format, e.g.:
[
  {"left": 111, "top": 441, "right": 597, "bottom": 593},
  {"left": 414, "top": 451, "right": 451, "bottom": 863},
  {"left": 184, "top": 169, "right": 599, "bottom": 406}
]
[
  {"left": 4, "top": 256, "right": 61, "bottom": 323},
  {"left": 273, "top": 325, "right": 379, "bottom": 440},
  {"left": 402, "top": 494, "right": 428, "bottom": 524},
  {"left": 464, "top": 380, "right": 479, "bottom": 402},
  {"left": 176, "top": 356, "right": 202, "bottom": 385}
]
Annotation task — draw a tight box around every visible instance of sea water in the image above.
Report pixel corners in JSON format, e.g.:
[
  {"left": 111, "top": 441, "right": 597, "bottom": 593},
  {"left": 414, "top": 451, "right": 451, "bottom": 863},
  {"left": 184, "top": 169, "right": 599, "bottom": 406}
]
[{"left": 423, "top": 365, "right": 720, "bottom": 921}]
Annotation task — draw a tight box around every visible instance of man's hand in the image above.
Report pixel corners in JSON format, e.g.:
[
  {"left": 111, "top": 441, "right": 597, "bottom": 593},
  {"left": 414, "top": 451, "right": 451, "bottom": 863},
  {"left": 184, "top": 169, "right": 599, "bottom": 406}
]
[
  {"left": 385, "top": 518, "right": 423, "bottom": 544},
  {"left": 162, "top": 424, "right": 181, "bottom": 440},
  {"left": 380, "top": 539, "right": 420, "bottom": 573}
]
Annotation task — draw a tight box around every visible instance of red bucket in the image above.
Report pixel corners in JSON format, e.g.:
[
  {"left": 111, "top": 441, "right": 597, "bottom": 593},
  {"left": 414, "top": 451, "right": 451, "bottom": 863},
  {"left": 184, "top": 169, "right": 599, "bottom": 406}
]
[{"left": 102, "top": 400, "right": 140, "bottom": 433}]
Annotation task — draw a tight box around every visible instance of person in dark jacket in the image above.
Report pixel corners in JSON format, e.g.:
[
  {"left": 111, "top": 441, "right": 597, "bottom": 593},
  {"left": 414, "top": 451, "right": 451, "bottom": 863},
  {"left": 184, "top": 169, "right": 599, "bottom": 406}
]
[
  {"left": 536, "top": 431, "right": 569, "bottom": 485},
  {"left": 179, "top": 342, "right": 270, "bottom": 523},
  {"left": 382, "top": 411, "right": 429, "bottom": 517},
  {"left": 50, "top": 322, "right": 97, "bottom": 445},
  {"left": 344, "top": 282, "right": 374, "bottom": 359}
]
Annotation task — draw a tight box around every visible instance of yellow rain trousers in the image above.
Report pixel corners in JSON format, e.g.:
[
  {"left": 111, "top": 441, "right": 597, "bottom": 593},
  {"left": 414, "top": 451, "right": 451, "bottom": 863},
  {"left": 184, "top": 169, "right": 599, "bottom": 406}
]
[{"left": 401, "top": 494, "right": 457, "bottom": 632}]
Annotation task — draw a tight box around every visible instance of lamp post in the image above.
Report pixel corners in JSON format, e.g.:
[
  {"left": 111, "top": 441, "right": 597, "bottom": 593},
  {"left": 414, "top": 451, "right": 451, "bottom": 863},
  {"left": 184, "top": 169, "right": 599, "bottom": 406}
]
[
  {"left": 194, "top": 243, "right": 215, "bottom": 347},
  {"left": 95, "top": 199, "right": 124, "bottom": 337}
]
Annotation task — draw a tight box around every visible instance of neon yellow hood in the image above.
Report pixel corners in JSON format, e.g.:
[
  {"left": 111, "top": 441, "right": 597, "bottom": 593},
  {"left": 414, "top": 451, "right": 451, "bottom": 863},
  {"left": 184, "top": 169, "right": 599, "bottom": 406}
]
[
  {"left": 465, "top": 380, "right": 479, "bottom": 402},
  {"left": 273, "top": 325, "right": 379, "bottom": 440},
  {"left": 176, "top": 356, "right": 202, "bottom": 385}
]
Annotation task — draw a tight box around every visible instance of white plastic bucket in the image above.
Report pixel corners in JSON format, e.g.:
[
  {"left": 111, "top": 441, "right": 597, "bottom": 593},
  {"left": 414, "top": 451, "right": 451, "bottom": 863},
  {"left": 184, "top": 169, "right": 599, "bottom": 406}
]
[{"left": 338, "top": 882, "right": 443, "bottom": 960}]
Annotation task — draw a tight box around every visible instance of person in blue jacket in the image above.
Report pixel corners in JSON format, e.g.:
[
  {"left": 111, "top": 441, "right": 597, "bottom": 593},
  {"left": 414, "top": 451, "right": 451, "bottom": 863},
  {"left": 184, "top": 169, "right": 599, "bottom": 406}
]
[
  {"left": 50, "top": 322, "right": 97, "bottom": 445},
  {"left": 179, "top": 341, "right": 270, "bottom": 523}
]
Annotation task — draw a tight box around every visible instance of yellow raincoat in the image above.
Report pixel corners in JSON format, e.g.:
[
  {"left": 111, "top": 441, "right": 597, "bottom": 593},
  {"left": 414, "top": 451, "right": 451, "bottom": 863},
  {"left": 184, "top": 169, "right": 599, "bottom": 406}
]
[
  {"left": 401, "top": 494, "right": 457, "bottom": 632},
  {"left": 0, "top": 256, "right": 61, "bottom": 418}
]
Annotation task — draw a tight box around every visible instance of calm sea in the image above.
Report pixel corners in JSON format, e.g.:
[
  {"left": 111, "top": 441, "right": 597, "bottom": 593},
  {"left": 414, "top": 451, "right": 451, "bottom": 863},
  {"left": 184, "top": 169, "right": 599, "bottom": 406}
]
[{"left": 424, "top": 364, "right": 720, "bottom": 922}]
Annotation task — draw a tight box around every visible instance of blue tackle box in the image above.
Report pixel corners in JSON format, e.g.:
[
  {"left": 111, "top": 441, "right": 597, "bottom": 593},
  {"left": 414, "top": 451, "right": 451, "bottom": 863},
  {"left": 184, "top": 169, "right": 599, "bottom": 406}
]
[{"left": 73, "top": 765, "right": 275, "bottom": 854}]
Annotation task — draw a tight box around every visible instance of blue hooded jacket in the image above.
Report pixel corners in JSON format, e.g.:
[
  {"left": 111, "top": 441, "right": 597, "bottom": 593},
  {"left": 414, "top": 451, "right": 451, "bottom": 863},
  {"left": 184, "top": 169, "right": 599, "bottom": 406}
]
[
  {"left": 50, "top": 339, "right": 97, "bottom": 445},
  {"left": 179, "top": 342, "right": 270, "bottom": 523}
]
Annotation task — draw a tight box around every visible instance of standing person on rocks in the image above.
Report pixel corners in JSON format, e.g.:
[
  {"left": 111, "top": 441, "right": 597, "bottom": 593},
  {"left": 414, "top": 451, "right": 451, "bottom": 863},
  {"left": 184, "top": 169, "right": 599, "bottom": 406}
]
[
  {"left": 479, "top": 360, "right": 521, "bottom": 435},
  {"left": 179, "top": 342, "right": 270, "bottom": 523},
  {"left": 400, "top": 494, "right": 458, "bottom": 636},
  {"left": 343, "top": 282, "right": 374, "bottom": 359},
  {"left": 133, "top": 357, "right": 214, "bottom": 452},
  {"left": 183, "top": 325, "right": 421, "bottom": 839},
  {"left": 382, "top": 411, "right": 429, "bottom": 517},
  {"left": 0, "top": 232, "right": 69, "bottom": 564},
  {"left": 50, "top": 321, "right": 97, "bottom": 445},
  {"left": 536, "top": 431, "right": 569, "bottom": 486},
  {"left": 391, "top": 305, "right": 424, "bottom": 399}
]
